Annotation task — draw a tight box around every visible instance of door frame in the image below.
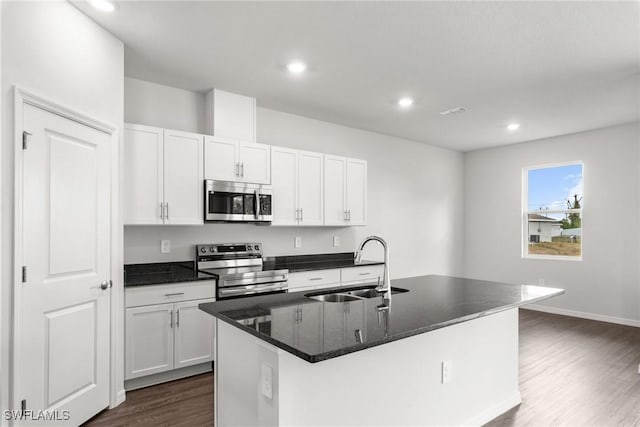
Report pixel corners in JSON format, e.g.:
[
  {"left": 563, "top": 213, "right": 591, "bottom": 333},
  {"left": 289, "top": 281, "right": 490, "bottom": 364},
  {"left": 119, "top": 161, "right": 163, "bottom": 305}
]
[{"left": 11, "top": 86, "right": 124, "bottom": 415}]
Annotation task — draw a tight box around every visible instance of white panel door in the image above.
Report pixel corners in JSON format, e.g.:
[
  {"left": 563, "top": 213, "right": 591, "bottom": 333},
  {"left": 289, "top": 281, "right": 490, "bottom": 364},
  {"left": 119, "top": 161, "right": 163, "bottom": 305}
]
[
  {"left": 270, "top": 146, "right": 298, "bottom": 225},
  {"left": 125, "top": 304, "right": 174, "bottom": 380},
  {"left": 239, "top": 142, "right": 271, "bottom": 184},
  {"left": 346, "top": 158, "right": 368, "bottom": 225},
  {"left": 123, "top": 123, "right": 163, "bottom": 224},
  {"left": 204, "top": 136, "right": 239, "bottom": 182},
  {"left": 20, "top": 104, "right": 111, "bottom": 425},
  {"left": 324, "top": 155, "right": 347, "bottom": 225},
  {"left": 163, "top": 129, "right": 204, "bottom": 225},
  {"left": 174, "top": 298, "right": 216, "bottom": 369},
  {"left": 298, "top": 150, "right": 324, "bottom": 226}
]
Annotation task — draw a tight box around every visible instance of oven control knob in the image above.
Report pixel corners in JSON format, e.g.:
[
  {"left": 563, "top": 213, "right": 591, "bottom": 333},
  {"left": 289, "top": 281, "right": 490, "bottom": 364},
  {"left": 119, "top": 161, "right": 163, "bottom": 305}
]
[
  {"left": 200, "top": 247, "right": 206, "bottom": 253},
  {"left": 254, "top": 245, "right": 260, "bottom": 250},
  {"left": 209, "top": 246, "right": 215, "bottom": 252}
]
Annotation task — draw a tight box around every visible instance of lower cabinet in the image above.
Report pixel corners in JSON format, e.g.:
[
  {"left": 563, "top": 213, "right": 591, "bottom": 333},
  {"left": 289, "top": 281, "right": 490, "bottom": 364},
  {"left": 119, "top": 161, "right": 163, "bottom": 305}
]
[
  {"left": 125, "top": 297, "right": 215, "bottom": 380},
  {"left": 288, "top": 265, "right": 385, "bottom": 293}
]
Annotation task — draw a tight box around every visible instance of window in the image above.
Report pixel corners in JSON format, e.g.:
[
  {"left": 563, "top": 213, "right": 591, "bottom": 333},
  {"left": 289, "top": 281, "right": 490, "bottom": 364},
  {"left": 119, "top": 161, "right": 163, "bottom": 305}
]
[{"left": 523, "top": 162, "right": 583, "bottom": 259}]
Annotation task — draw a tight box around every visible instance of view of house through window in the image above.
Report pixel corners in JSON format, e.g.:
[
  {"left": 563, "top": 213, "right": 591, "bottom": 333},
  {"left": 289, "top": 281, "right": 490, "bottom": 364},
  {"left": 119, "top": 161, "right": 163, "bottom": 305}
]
[{"left": 525, "top": 163, "right": 583, "bottom": 258}]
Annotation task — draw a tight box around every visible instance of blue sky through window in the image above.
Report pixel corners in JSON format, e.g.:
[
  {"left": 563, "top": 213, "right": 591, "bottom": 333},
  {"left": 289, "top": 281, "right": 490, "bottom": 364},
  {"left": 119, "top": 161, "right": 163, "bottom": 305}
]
[{"left": 527, "top": 164, "right": 583, "bottom": 217}]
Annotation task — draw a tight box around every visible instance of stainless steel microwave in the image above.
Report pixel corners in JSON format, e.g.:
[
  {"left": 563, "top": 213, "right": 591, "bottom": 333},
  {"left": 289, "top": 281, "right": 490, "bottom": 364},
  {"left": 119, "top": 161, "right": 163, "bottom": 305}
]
[{"left": 204, "top": 180, "right": 273, "bottom": 223}]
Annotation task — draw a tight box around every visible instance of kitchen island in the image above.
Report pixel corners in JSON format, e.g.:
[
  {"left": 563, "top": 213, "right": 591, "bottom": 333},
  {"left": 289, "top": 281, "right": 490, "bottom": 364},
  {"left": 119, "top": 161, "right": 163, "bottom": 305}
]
[{"left": 200, "top": 275, "right": 563, "bottom": 426}]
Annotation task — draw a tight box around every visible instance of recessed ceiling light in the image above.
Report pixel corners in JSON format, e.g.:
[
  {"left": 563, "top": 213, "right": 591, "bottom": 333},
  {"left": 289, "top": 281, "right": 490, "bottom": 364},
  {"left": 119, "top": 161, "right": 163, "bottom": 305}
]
[
  {"left": 88, "top": 0, "right": 116, "bottom": 12},
  {"left": 287, "top": 61, "right": 307, "bottom": 74},
  {"left": 397, "top": 97, "right": 414, "bottom": 108},
  {"left": 507, "top": 123, "right": 520, "bottom": 131}
]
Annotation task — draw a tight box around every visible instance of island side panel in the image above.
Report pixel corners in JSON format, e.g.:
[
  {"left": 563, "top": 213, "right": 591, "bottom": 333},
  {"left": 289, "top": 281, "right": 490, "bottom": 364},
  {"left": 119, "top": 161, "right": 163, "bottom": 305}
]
[
  {"left": 216, "top": 320, "right": 280, "bottom": 427},
  {"left": 278, "top": 308, "right": 521, "bottom": 427}
]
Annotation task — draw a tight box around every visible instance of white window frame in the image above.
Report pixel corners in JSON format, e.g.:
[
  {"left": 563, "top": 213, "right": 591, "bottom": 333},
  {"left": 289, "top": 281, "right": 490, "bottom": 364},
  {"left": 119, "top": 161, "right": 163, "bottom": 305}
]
[{"left": 522, "top": 161, "right": 583, "bottom": 261}]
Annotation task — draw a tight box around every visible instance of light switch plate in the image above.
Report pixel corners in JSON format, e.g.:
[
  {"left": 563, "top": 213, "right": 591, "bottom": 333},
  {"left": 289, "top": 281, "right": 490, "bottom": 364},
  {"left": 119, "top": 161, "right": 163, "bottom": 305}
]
[
  {"left": 160, "top": 240, "right": 171, "bottom": 253},
  {"left": 261, "top": 364, "right": 273, "bottom": 399},
  {"left": 294, "top": 236, "right": 302, "bottom": 248},
  {"left": 333, "top": 236, "right": 340, "bottom": 247}
]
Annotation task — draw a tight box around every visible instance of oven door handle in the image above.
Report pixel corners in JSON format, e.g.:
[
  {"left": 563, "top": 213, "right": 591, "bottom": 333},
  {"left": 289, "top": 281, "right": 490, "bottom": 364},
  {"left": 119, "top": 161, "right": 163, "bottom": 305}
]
[{"left": 218, "top": 282, "right": 288, "bottom": 298}]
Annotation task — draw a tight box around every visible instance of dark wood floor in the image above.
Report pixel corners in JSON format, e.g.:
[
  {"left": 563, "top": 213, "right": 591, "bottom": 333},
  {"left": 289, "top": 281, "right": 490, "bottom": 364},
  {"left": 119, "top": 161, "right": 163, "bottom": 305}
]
[{"left": 84, "top": 309, "right": 640, "bottom": 426}]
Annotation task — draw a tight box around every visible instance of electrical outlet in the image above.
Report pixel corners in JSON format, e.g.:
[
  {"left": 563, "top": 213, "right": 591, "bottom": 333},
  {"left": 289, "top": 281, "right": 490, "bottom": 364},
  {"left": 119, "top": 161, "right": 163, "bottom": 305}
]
[
  {"left": 441, "top": 360, "right": 452, "bottom": 384},
  {"left": 294, "top": 236, "right": 302, "bottom": 248},
  {"left": 261, "top": 364, "right": 273, "bottom": 399},
  {"left": 160, "top": 240, "right": 171, "bottom": 253},
  {"left": 333, "top": 236, "right": 340, "bottom": 247}
]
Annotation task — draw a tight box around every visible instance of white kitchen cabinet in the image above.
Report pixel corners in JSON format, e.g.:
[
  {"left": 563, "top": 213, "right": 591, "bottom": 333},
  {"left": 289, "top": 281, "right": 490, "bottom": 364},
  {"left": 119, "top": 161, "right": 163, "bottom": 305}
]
[
  {"left": 163, "top": 129, "right": 204, "bottom": 225},
  {"left": 204, "top": 136, "right": 271, "bottom": 184},
  {"left": 123, "top": 124, "right": 164, "bottom": 224},
  {"left": 205, "top": 88, "right": 256, "bottom": 143},
  {"left": 125, "top": 283, "right": 216, "bottom": 382},
  {"left": 340, "top": 265, "right": 385, "bottom": 286},
  {"left": 323, "top": 155, "right": 367, "bottom": 226},
  {"left": 174, "top": 298, "right": 217, "bottom": 369},
  {"left": 288, "top": 269, "right": 341, "bottom": 292},
  {"left": 271, "top": 146, "right": 323, "bottom": 226},
  {"left": 124, "top": 123, "right": 203, "bottom": 225},
  {"left": 125, "top": 303, "right": 174, "bottom": 379}
]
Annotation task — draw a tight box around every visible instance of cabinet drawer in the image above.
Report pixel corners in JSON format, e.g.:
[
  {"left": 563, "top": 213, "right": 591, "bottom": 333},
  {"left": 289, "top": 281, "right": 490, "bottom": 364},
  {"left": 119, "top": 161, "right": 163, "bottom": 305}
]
[
  {"left": 288, "top": 269, "right": 341, "bottom": 291},
  {"left": 341, "top": 265, "right": 384, "bottom": 284},
  {"left": 126, "top": 280, "right": 216, "bottom": 308}
]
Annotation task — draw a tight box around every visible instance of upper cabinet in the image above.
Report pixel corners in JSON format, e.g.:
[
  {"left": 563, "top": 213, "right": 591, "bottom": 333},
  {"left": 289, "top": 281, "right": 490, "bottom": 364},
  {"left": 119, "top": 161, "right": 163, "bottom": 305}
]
[
  {"left": 324, "top": 156, "right": 367, "bottom": 226},
  {"left": 124, "top": 123, "right": 203, "bottom": 225},
  {"left": 204, "top": 137, "right": 271, "bottom": 184},
  {"left": 205, "top": 89, "right": 256, "bottom": 143},
  {"left": 271, "top": 146, "right": 324, "bottom": 226}
]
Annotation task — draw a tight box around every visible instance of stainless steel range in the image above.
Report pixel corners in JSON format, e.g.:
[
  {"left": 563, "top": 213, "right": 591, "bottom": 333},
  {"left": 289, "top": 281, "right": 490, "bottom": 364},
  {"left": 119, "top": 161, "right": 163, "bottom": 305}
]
[{"left": 196, "top": 243, "right": 288, "bottom": 300}]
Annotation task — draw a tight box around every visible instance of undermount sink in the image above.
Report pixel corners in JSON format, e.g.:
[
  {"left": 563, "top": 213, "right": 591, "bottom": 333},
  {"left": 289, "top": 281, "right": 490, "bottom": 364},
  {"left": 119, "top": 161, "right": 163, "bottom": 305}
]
[
  {"left": 308, "top": 293, "right": 362, "bottom": 303},
  {"left": 306, "top": 286, "right": 409, "bottom": 303}
]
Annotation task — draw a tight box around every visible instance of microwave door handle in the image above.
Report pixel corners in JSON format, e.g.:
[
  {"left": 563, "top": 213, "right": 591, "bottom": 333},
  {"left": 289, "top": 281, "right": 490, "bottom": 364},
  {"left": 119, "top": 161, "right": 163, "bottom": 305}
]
[{"left": 254, "top": 189, "right": 261, "bottom": 219}]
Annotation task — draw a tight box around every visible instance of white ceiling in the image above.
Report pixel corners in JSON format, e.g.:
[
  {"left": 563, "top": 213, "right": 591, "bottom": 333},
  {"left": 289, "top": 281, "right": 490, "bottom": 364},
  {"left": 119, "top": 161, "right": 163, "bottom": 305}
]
[{"left": 75, "top": 1, "right": 639, "bottom": 152}]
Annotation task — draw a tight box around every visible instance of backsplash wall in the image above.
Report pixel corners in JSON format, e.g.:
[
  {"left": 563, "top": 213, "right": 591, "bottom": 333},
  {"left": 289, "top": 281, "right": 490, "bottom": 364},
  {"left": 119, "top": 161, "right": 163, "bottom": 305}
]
[{"left": 123, "top": 78, "right": 465, "bottom": 280}]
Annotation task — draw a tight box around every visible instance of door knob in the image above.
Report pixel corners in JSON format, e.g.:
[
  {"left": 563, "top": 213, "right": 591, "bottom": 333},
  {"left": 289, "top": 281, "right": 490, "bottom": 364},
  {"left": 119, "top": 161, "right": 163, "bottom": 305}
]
[{"left": 100, "top": 280, "right": 113, "bottom": 290}]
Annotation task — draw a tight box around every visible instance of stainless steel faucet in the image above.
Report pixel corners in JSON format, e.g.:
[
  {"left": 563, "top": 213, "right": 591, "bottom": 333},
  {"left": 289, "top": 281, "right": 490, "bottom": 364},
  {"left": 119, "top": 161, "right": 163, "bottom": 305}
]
[{"left": 355, "top": 235, "right": 391, "bottom": 297}]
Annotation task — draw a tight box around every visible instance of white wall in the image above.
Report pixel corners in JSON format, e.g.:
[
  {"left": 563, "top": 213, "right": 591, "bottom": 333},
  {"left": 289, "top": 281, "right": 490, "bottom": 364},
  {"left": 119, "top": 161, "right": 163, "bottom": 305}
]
[
  {"left": 464, "top": 123, "right": 640, "bottom": 325},
  {"left": 123, "top": 79, "right": 465, "bottom": 280},
  {"left": 1, "top": 1, "right": 124, "bottom": 418},
  {"left": 124, "top": 77, "right": 206, "bottom": 133}
]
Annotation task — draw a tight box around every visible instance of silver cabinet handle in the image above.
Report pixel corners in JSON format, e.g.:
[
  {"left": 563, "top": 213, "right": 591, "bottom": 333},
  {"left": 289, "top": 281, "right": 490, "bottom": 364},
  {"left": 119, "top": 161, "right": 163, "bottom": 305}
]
[
  {"left": 295, "top": 208, "right": 300, "bottom": 222},
  {"left": 160, "top": 202, "right": 165, "bottom": 220},
  {"left": 164, "top": 292, "right": 185, "bottom": 297},
  {"left": 176, "top": 309, "right": 180, "bottom": 327},
  {"left": 359, "top": 272, "right": 371, "bottom": 276},
  {"left": 165, "top": 203, "right": 169, "bottom": 220},
  {"left": 348, "top": 210, "right": 351, "bottom": 221},
  {"left": 235, "top": 162, "right": 239, "bottom": 177},
  {"left": 170, "top": 310, "right": 174, "bottom": 328},
  {"left": 309, "top": 277, "right": 323, "bottom": 281},
  {"left": 300, "top": 208, "right": 303, "bottom": 222},
  {"left": 241, "top": 162, "right": 245, "bottom": 177}
]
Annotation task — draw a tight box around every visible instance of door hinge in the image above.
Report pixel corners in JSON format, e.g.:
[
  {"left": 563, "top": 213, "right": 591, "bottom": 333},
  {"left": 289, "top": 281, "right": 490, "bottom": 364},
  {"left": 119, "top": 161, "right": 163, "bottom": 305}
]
[
  {"left": 22, "top": 131, "right": 32, "bottom": 150},
  {"left": 21, "top": 266, "right": 27, "bottom": 283}
]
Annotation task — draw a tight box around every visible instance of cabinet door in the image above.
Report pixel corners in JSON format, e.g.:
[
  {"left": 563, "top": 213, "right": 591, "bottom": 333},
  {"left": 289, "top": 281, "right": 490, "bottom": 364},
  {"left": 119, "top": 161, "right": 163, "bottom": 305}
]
[
  {"left": 204, "top": 136, "right": 239, "bottom": 182},
  {"left": 346, "top": 158, "right": 367, "bottom": 226},
  {"left": 324, "top": 155, "right": 347, "bottom": 225},
  {"left": 298, "top": 150, "right": 324, "bottom": 226},
  {"left": 174, "top": 298, "right": 216, "bottom": 369},
  {"left": 164, "top": 129, "right": 204, "bottom": 225},
  {"left": 123, "top": 124, "right": 164, "bottom": 224},
  {"left": 125, "top": 304, "right": 174, "bottom": 380},
  {"left": 239, "top": 142, "right": 271, "bottom": 184},
  {"left": 271, "top": 146, "right": 299, "bottom": 225}
]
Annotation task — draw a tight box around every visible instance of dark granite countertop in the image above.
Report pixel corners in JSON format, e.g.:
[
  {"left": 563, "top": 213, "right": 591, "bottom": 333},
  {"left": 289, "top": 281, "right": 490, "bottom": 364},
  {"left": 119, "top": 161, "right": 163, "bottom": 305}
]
[
  {"left": 266, "top": 252, "right": 384, "bottom": 273},
  {"left": 199, "top": 275, "right": 564, "bottom": 363},
  {"left": 124, "top": 261, "right": 216, "bottom": 287}
]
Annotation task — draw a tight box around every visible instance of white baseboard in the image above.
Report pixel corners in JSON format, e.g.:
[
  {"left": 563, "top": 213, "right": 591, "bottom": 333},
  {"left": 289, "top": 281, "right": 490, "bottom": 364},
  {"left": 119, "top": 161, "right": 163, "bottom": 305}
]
[
  {"left": 524, "top": 304, "right": 640, "bottom": 328},
  {"left": 110, "top": 388, "right": 126, "bottom": 409},
  {"left": 462, "top": 391, "right": 522, "bottom": 427},
  {"left": 124, "top": 362, "right": 213, "bottom": 391}
]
